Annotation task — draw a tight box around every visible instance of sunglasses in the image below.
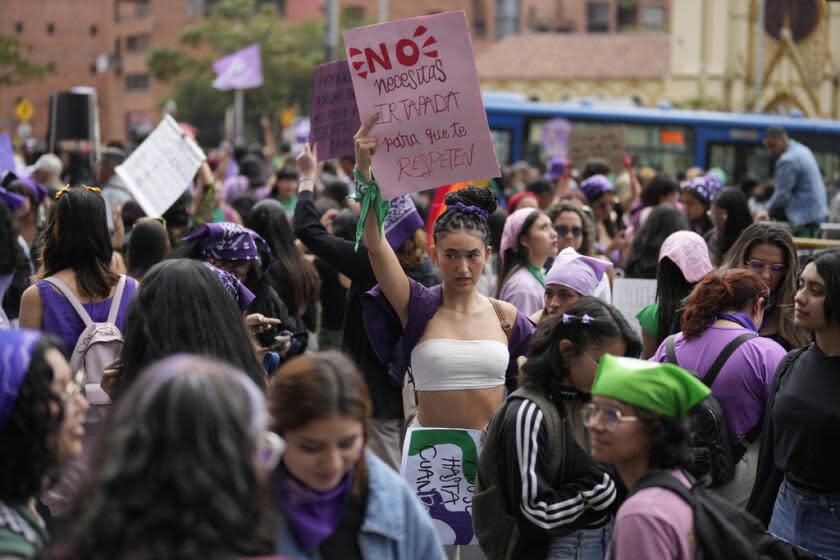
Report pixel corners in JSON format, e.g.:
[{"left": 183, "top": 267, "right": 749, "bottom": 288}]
[
  {"left": 555, "top": 225, "right": 583, "bottom": 238},
  {"left": 746, "top": 259, "right": 786, "bottom": 278}
]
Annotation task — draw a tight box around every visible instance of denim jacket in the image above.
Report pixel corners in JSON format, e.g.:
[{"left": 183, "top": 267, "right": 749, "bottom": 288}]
[
  {"left": 276, "top": 450, "right": 446, "bottom": 559},
  {"left": 767, "top": 140, "right": 829, "bottom": 227}
]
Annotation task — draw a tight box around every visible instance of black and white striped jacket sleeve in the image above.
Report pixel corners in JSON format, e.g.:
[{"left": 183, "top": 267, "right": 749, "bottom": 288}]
[{"left": 502, "top": 397, "right": 617, "bottom": 535}]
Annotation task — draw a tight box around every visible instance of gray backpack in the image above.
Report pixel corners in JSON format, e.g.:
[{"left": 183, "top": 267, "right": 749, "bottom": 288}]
[
  {"left": 40, "top": 274, "right": 127, "bottom": 516},
  {"left": 472, "top": 387, "right": 566, "bottom": 560}
]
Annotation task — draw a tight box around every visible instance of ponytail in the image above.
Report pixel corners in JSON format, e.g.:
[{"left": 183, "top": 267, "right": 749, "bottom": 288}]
[{"left": 681, "top": 269, "right": 768, "bottom": 337}]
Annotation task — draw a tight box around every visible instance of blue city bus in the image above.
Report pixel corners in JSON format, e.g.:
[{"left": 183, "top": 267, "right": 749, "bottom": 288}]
[{"left": 483, "top": 92, "right": 840, "bottom": 184}]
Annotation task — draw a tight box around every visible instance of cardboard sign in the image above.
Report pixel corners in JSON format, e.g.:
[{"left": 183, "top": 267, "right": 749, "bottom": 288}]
[
  {"left": 0, "top": 133, "right": 15, "bottom": 174},
  {"left": 343, "top": 11, "right": 500, "bottom": 199},
  {"left": 540, "top": 118, "right": 571, "bottom": 159},
  {"left": 568, "top": 126, "right": 625, "bottom": 174},
  {"left": 400, "top": 427, "right": 481, "bottom": 546},
  {"left": 611, "top": 277, "right": 657, "bottom": 337},
  {"left": 115, "top": 115, "right": 206, "bottom": 217},
  {"left": 309, "top": 60, "right": 362, "bottom": 160}
]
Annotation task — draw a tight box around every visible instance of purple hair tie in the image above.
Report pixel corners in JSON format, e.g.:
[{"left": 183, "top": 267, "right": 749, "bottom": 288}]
[
  {"left": 561, "top": 313, "right": 594, "bottom": 325},
  {"left": 447, "top": 202, "right": 489, "bottom": 222}
]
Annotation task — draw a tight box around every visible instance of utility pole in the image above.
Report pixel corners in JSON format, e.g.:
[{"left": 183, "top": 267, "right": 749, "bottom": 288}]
[
  {"left": 324, "top": 0, "right": 339, "bottom": 60},
  {"left": 379, "top": 0, "right": 388, "bottom": 22}
]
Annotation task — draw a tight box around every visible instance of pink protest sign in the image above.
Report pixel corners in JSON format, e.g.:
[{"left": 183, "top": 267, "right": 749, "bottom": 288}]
[
  {"left": 309, "top": 60, "right": 361, "bottom": 160},
  {"left": 343, "top": 11, "right": 500, "bottom": 199}
]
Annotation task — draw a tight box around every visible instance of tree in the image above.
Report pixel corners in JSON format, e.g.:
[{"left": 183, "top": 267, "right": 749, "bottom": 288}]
[
  {"left": 0, "top": 33, "right": 50, "bottom": 86},
  {"left": 147, "top": 0, "right": 367, "bottom": 145}
]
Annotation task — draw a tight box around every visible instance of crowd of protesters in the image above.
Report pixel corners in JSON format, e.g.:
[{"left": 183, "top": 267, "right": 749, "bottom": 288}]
[{"left": 0, "top": 117, "right": 838, "bottom": 560}]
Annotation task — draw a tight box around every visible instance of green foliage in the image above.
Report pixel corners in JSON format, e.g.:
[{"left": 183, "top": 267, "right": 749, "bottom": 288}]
[
  {"left": 170, "top": 75, "right": 230, "bottom": 147},
  {"left": 0, "top": 33, "right": 50, "bottom": 86},
  {"left": 146, "top": 0, "right": 370, "bottom": 145}
]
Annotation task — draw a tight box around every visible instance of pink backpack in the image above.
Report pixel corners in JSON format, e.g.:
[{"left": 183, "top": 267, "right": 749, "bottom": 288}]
[{"left": 40, "top": 275, "right": 127, "bottom": 516}]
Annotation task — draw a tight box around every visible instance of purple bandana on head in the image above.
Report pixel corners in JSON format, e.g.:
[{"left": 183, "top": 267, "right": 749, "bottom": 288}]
[
  {"left": 18, "top": 176, "right": 48, "bottom": 205},
  {"left": 579, "top": 174, "right": 613, "bottom": 203},
  {"left": 183, "top": 222, "right": 266, "bottom": 262},
  {"left": 201, "top": 262, "right": 255, "bottom": 311},
  {"left": 681, "top": 176, "right": 722, "bottom": 205},
  {"left": 384, "top": 195, "right": 424, "bottom": 250},
  {"left": 545, "top": 248, "right": 613, "bottom": 296},
  {"left": 0, "top": 329, "right": 42, "bottom": 429},
  {"left": 0, "top": 187, "right": 24, "bottom": 210}
]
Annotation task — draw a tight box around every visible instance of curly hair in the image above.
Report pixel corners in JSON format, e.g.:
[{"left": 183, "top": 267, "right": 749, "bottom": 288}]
[
  {"left": 55, "top": 356, "right": 273, "bottom": 559},
  {"left": 520, "top": 297, "right": 641, "bottom": 399},
  {"left": 0, "top": 336, "right": 64, "bottom": 503},
  {"left": 433, "top": 185, "right": 498, "bottom": 245},
  {"left": 634, "top": 407, "right": 694, "bottom": 470}
]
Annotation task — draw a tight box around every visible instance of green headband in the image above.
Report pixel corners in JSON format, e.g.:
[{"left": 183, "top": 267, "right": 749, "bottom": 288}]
[{"left": 591, "top": 354, "right": 710, "bottom": 417}]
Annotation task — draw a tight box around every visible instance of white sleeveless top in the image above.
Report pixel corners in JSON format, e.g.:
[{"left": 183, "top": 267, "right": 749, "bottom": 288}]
[{"left": 410, "top": 339, "right": 509, "bottom": 391}]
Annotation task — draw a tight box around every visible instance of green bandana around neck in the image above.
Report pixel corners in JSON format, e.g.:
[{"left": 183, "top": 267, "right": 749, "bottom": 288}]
[{"left": 526, "top": 263, "right": 546, "bottom": 286}]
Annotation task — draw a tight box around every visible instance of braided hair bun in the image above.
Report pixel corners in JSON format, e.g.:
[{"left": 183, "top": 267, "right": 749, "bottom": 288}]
[{"left": 434, "top": 185, "right": 498, "bottom": 244}]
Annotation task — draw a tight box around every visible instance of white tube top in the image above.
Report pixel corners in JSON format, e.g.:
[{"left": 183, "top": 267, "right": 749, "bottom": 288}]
[{"left": 410, "top": 339, "right": 509, "bottom": 391}]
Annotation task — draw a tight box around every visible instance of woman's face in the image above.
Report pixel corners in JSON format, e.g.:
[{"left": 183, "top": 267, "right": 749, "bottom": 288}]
[
  {"left": 588, "top": 396, "right": 648, "bottom": 465},
  {"left": 553, "top": 211, "right": 583, "bottom": 252},
  {"left": 521, "top": 213, "right": 558, "bottom": 265},
  {"left": 46, "top": 349, "right": 88, "bottom": 463},
  {"left": 564, "top": 339, "right": 627, "bottom": 393},
  {"left": 710, "top": 203, "right": 727, "bottom": 236},
  {"left": 680, "top": 190, "right": 706, "bottom": 222},
  {"left": 543, "top": 285, "right": 581, "bottom": 316},
  {"left": 590, "top": 194, "right": 613, "bottom": 221},
  {"left": 281, "top": 415, "right": 365, "bottom": 492},
  {"left": 794, "top": 262, "right": 827, "bottom": 331},
  {"left": 431, "top": 229, "right": 490, "bottom": 293},
  {"left": 745, "top": 243, "right": 786, "bottom": 295}
]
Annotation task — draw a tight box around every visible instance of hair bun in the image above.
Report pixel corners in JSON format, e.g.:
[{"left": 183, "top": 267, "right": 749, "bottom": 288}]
[{"left": 444, "top": 185, "right": 498, "bottom": 215}]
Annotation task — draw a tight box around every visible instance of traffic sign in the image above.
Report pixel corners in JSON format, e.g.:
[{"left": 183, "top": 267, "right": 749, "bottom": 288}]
[{"left": 15, "top": 98, "right": 34, "bottom": 122}]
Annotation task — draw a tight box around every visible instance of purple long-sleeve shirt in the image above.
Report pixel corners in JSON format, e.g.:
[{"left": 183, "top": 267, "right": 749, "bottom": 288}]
[{"left": 652, "top": 326, "right": 787, "bottom": 441}]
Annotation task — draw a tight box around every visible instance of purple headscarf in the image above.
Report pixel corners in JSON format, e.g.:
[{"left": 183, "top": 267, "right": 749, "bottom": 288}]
[
  {"left": 183, "top": 222, "right": 266, "bottom": 262},
  {"left": 384, "top": 195, "right": 424, "bottom": 251},
  {"left": 202, "top": 262, "right": 256, "bottom": 311},
  {"left": 0, "top": 186, "right": 25, "bottom": 209},
  {"left": 579, "top": 174, "right": 613, "bottom": 203},
  {"left": 500, "top": 208, "right": 540, "bottom": 263},
  {"left": 0, "top": 329, "right": 42, "bottom": 429},
  {"left": 659, "top": 231, "right": 713, "bottom": 283},
  {"left": 545, "top": 248, "right": 612, "bottom": 296},
  {"left": 681, "top": 176, "right": 722, "bottom": 205},
  {"left": 18, "top": 176, "right": 48, "bottom": 205}
]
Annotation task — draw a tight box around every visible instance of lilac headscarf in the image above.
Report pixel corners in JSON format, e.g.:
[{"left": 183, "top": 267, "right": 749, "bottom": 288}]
[
  {"left": 183, "top": 222, "right": 266, "bottom": 262},
  {"left": 18, "top": 176, "right": 48, "bottom": 205},
  {"left": 579, "top": 174, "right": 613, "bottom": 203},
  {"left": 202, "top": 262, "right": 255, "bottom": 311},
  {"left": 384, "top": 195, "right": 424, "bottom": 251},
  {"left": 0, "top": 329, "right": 42, "bottom": 429},
  {"left": 681, "top": 176, "right": 722, "bottom": 205},
  {"left": 500, "top": 208, "right": 540, "bottom": 263},
  {"left": 545, "top": 248, "right": 613, "bottom": 296},
  {"left": 0, "top": 186, "right": 25, "bottom": 209},
  {"left": 659, "top": 231, "right": 713, "bottom": 283}
]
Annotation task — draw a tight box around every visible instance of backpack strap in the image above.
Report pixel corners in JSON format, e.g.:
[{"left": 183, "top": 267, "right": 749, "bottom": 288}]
[
  {"left": 664, "top": 334, "right": 678, "bottom": 365},
  {"left": 509, "top": 387, "right": 566, "bottom": 483},
  {"left": 703, "top": 332, "right": 757, "bottom": 389},
  {"left": 44, "top": 276, "right": 94, "bottom": 327},
  {"left": 629, "top": 470, "right": 695, "bottom": 506},
  {"left": 106, "top": 275, "right": 128, "bottom": 325},
  {"left": 490, "top": 298, "right": 513, "bottom": 342}
]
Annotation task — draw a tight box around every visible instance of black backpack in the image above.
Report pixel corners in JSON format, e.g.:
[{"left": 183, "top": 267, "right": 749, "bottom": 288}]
[
  {"left": 630, "top": 471, "right": 823, "bottom": 559},
  {"left": 472, "top": 387, "right": 565, "bottom": 560},
  {"left": 664, "top": 332, "right": 757, "bottom": 487}
]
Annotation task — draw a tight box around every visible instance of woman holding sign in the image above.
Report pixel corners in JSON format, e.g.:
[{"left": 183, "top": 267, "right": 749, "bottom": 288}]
[{"left": 355, "top": 115, "right": 536, "bottom": 431}]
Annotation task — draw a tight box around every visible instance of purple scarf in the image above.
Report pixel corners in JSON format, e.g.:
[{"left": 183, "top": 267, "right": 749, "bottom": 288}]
[
  {"left": 277, "top": 466, "right": 353, "bottom": 551},
  {"left": 717, "top": 312, "right": 757, "bottom": 332},
  {"left": 0, "top": 329, "right": 42, "bottom": 428},
  {"left": 182, "top": 222, "right": 266, "bottom": 262}
]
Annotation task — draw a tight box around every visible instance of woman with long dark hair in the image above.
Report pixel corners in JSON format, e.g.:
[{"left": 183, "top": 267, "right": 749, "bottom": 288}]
[
  {"left": 637, "top": 231, "right": 714, "bottom": 358},
  {"left": 748, "top": 249, "right": 840, "bottom": 558},
  {"left": 624, "top": 204, "right": 689, "bottom": 279},
  {"left": 580, "top": 175, "right": 627, "bottom": 263},
  {"left": 718, "top": 222, "right": 809, "bottom": 350},
  {"left": 0, "top": 330, "right": 88, "bottom": 557},
  {"left": 706, "top": 187, "right": 753, "bottom": 265},
  {"left": 652, "top": 269, "right": 787, "bottom": 506},
  {"left": 54, "top": 355, "right": 277, "bottom": 559},
  {"left": 270, "top": 351, "right": 445, "bottom": 559},
  {"left": 475, "top": 299, "right": 639, "bottom": 559},
  {"left": 0, "top": 200, "right": 28, "bottom": 327}
]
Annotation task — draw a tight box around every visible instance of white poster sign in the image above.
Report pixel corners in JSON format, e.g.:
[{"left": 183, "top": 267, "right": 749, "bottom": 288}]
[{"left": 611, "top": 277, "right": 658, "bottom": 337}]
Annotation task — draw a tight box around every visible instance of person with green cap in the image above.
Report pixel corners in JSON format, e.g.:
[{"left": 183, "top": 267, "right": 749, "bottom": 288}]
[{"left": 583, "top": 354, "right": 710, "bottom": 559}]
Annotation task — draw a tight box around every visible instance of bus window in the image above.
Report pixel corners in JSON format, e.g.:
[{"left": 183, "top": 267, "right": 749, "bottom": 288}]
[
  {"left": 490, "top": 128, "right": 513, "bottom": 166},
  {"left": 708, "top": 144, "right": 736, "bottom": 182}
]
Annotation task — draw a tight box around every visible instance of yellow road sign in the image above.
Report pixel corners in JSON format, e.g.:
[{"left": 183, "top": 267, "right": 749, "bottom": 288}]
[
  {"left": 15, "top": 98, "right": 34, "bottom": 122},
  {"left": 280, "top": 107, "right": 296, "bottom": 128}
]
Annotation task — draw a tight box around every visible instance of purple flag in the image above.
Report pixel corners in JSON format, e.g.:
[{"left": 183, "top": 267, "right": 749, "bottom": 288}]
[
  {"left": 212, "top": 44, "right": 263, "bottom": 91},
  {"left": 0, "top": 134, "right": 15, "bottom": 175}
]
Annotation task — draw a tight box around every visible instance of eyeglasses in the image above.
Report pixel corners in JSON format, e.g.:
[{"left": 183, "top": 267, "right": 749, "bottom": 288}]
[
  {"left": 580, "top": 403, "right": 639, "bottom": 432},
  {"left": 746, "top": 259, "right": 786, "bottom": 278},
  {"left": 258, "top": 431, "right": 286, "bottom": 471},
  {"left": 61, "top": 370, "right": 86, "bottom": 405},
  {"left": 555, "top": 225, "right": 583, "bottom": 238}
]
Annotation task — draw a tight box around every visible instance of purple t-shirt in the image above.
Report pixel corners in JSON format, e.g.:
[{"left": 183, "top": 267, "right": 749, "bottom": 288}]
[
  {"left": 609, "top": 470, "right": 694, "bottom": 560},
  {"left": 652, "top": 326, "right": 787, "bottom": 440}
]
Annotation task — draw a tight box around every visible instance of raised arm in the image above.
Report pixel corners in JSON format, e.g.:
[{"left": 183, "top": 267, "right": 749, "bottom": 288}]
[{"left": 355, "top": 115, "right": 410, "bottom": 326}]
